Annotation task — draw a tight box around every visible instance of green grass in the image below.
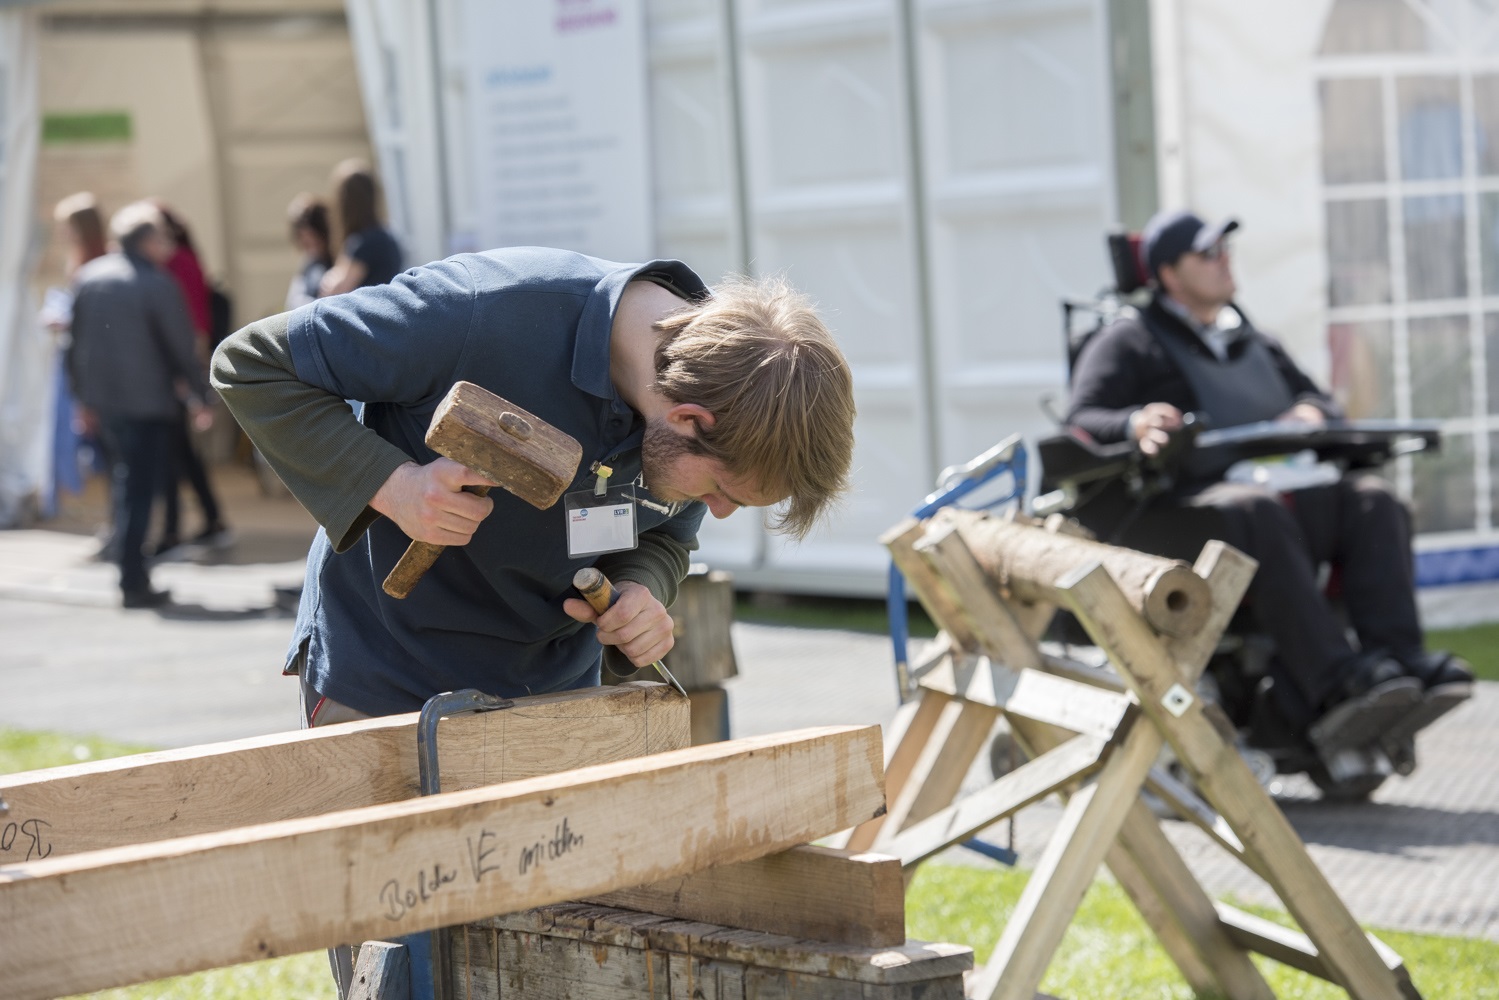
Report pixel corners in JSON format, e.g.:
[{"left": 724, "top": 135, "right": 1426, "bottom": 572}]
[
  {"left": 10, "top": 728, "right": 1498, "bottom": 998},
  {"left": 736, "top": 592, "right": 937, "bottom": 636},
  {"left": 907, "top": 863, "right": 1499, "bottom": 999}
]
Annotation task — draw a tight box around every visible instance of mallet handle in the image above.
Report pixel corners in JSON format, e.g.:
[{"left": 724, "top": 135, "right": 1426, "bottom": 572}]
[{"left": 381, "top": 484, "right": 492, "bottom": 599}]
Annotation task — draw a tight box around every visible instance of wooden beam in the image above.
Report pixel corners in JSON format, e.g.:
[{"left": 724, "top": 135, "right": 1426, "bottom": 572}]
[
  {"left": 0, "top": 683, "right": 687, "bottom": 861},
  {"left": 584, "top": 844, "right": 906, "bottom": 948},
  {"left": 835, "top": 691, "right": 951, "bottom": 852},
  {"left": 1060, "top": 561, "right": 1409, "bottom": 1000},
  {"left": 882, "top": 733, "right": 1112, "bottom": 867},
  {"left": 478, "top": 902, "right": 974, "bottom": 986},
  {"left": 1214, "top": 903, "right": 1414, "bottom": 988},
  {"left": 0, "top": 726, "right": 884, "bottom": 1000},
  {"left": 882, "top": 517, "right": 979, "bottom": 653},
  {"left": 972, "top": 710, "right": 1167, "bottom": 1000},
  {"left": 919, "top": 657, "right": 1136, "bottom": 740}
]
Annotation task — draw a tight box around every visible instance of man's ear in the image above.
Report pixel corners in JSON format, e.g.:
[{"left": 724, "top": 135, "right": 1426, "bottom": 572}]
[{"left": 664, "top": 402, "right": 716, "bottom": 434}]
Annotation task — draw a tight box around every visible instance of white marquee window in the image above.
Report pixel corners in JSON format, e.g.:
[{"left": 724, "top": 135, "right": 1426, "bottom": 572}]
[{"left": 1319, "top": 0, "right": 1499, "bottom": 539}]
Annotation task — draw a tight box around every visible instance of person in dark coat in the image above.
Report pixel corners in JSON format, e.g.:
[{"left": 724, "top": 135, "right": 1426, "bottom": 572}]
[
  {"left": 1065, "top": 209, "right": 1471, "bottom": 755},
  {"left": 67, "top": 201, "right": 213, "bottom": 608}
]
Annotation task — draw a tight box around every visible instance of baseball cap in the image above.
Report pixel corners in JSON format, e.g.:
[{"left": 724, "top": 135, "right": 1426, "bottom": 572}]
[{"left": 1141, "top": 210, "right": 1240, "bottom": 279}]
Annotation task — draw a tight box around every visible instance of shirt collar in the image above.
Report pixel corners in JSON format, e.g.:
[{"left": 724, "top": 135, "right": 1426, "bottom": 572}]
[
  {"left": 1161, "top": 294, "right": 1243, "bottom": 340},
  {"left": 570, "top": 258, "right": 708, "bottom": 402}
]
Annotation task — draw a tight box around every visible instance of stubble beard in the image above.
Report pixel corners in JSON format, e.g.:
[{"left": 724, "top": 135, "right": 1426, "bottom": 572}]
[{"left": 640, "top": 417, "right": 703, "bottom": 503}]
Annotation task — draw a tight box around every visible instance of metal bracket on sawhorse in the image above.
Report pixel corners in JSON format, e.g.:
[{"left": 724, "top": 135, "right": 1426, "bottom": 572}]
[{"left": 347, "top": 690, "right": 512, "bottom": 1000}]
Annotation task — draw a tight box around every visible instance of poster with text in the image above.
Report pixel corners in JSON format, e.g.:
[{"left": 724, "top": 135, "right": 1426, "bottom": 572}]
[{"left": 464, "top": 0, "right": 653, "bottom": 262}]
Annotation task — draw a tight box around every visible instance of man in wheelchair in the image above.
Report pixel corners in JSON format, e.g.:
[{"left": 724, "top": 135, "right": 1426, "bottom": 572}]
[{"left": 1061, "top": 209, "right": 1471, "bottom": 785}]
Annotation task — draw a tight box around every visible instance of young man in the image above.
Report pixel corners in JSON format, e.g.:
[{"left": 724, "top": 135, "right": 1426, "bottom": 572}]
[
  {"left": 212, "top": 248, "right": 856, "bottom": 723},
  {"left": 1066, "top": 209, "right": 1470, "bottom": 758}
]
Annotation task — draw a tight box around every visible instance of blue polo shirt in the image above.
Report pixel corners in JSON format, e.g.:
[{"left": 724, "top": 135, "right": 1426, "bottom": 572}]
[{"left": 285, "top": 248, "right": 708, "bottom": 715}]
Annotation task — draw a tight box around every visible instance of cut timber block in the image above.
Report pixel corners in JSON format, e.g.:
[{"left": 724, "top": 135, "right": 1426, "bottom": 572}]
[
  {"left": 455, "top": 903, "right": 973, "bottom": 1000},
  {"left": 665, "top": 566, "right": 740, "bottom": 688},
  {"left": 348, "top": 940, "right": 411, "bottom": 1000},
  {"left": 0, "top": 726, "right": 884, "bottom": 1000},
  {"left": 585, "top": 844, "right": 905, "bottom": 948},
  {"left": 0, "top": 683, "right": 686, "bottom": 860},
  {"left": 688, "top": 686, "right": 730, "bottom": 745}
]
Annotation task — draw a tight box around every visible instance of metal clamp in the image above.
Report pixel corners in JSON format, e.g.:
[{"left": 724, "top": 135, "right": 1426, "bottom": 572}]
[{"left": 417, "top": 689, "right": 515, "bottom": 1000}]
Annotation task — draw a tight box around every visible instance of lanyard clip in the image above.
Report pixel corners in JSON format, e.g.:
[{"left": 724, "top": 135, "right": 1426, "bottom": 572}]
[{"left": 593, "top": 464, "right": 613, "bottom": 497}]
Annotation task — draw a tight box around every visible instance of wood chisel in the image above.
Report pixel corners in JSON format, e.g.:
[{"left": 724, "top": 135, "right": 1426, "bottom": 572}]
[{"left": 573, "top": 567, "right": 689, "bottom": 697}]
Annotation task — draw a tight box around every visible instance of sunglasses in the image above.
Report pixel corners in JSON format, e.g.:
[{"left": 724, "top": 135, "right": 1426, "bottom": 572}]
[{"left": 1196, "top": 240, "right": 1231, "bottom": 262}]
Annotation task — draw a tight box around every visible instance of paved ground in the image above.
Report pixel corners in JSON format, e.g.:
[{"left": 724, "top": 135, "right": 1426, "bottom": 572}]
[{"left": 2, "top": 464, "right": 1496, "bottom": 949}]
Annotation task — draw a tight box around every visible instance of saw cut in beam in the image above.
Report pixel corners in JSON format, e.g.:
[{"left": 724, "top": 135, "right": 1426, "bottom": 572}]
[
  {"left": 0, "top": 725, "right": 884, "bottom": 1000},
  {"left": 0, "top": 683, "right": 686, "bottom": 861},
  {"left": 585, "top": 844, "right": 906, "bottom": 948}
]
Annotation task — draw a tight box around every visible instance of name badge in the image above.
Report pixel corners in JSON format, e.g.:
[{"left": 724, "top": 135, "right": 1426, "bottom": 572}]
[{"left": 564, "top": 486, "right": 638, "bottom": 557}]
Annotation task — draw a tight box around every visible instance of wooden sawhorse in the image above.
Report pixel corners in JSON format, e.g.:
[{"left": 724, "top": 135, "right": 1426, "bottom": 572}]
[{"left": 834, "top": 507, "right": 1419, "bottom": 1000}]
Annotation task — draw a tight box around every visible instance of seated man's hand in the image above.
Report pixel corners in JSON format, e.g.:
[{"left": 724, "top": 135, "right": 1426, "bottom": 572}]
[
  {"left": 1277, "top": 401, "right": 1327, "bottom": 427},
  {"left": 371, "top": 458, "right": 497, "bottom": 545},
  {"left": 1129, "top": 402, "right": 1184, "bottom": 456},
  {"left": 563, "top": 580, "right": 675, "bottom": 668}
]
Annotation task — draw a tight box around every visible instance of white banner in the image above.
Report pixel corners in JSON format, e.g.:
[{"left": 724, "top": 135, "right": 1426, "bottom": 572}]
[{"left": 464, "top": 0, "right": 653, "bottom": 262}]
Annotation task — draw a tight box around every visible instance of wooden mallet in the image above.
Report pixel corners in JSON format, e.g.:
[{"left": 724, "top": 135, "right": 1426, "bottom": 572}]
[{"left": 382, "top": 382, "right": 583, "bottom": 599}]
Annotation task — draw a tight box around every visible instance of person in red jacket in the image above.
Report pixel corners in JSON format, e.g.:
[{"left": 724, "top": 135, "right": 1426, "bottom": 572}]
[{"left": 149, "top": 200, "right": 231, "bottom": 554}]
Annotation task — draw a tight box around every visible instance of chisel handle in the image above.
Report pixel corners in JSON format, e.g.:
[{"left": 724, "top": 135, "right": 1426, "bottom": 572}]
[
  {"left": 382, "top": 484, "right": 492, "bottom": 599},
  {"left": 572, "top": 566, "right": 621, "bottom": 614}
]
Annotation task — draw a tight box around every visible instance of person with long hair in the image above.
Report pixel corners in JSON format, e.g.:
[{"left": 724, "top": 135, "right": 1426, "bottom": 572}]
[
  {"left": 285, "top": 193, "right": 333, "bottom": 310},
  {"left": 146, "top": 199, "right": 231, "bottom": 555},
  {"left": 318, "top": 159, "right": 403, "bottom": 296},
  {"left": 44, "top": 193, "right": 110, "bottom": 524}
]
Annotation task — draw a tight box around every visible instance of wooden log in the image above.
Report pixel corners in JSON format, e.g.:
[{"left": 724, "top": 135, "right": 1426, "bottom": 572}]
[
  {"left": 584, "top": 844, "right": 906, "bottom": 948},
  {"left": 0, "top": 726, "right": 885, "bottom": 1000},
  {"left": 930, "top": 508, "right": 1211, "bottom": 637},
  {"left": 0, "top": 683, "right": 686, "bottom": 861}
]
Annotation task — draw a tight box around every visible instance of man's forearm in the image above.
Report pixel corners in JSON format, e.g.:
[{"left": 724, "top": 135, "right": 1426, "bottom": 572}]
[{"left": 211, "top": 313, "right": 412, "bottom": 549}]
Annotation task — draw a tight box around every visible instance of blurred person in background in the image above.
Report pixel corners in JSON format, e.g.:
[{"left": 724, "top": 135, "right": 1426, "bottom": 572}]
[
  {"left": 148, "top": 199, "right": 231, "bottom": 555},
  {"left": 41, "top": 193, "right": 109, "bottom": 526},
  {"left": 285, "top": 193, "right": 333, "bottom": 310},
  {"left": 319, "top": 159, "right": 404, "bottom": 296},
  {"left": 67, "top": 201, "right": 213, "bottom": 608}
]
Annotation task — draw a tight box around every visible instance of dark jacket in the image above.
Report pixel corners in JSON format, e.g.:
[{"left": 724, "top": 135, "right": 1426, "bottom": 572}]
[
  {"left": 1065, "top": 295, "right": 1340, "bottom": 444},
  {"left": 67, "top": 251, "right": 207, "bottom": 420}
]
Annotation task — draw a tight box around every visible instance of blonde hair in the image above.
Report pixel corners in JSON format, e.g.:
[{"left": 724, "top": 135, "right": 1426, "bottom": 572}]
[{"left": 652, "top": 274, "right": 855, "bottom": 538}]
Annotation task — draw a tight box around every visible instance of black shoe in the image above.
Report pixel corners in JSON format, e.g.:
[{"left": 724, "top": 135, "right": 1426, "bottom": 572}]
[
  {"left": 151, "top": 536, "right": 184, "bottom": 559},
  {"left": 1308, "top": 655, "right": 1423, "bottom": 755},
  {"left": 188, "top": 524, "right": 235, "bottom": 550},
  {"left": 122, "top": 588, "right": 171, "bottom": 609},
  {"left": 1395, "top": 649, "right": 1475, "bottom": 689}
]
